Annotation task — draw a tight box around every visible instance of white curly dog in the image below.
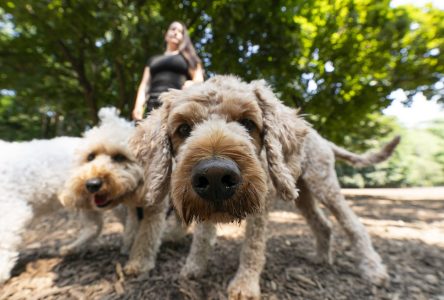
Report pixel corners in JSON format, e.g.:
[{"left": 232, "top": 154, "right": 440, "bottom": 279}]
[
  {"left": 0, "top": 134, "right": 81, "bottom": 283},
  {"left": 0, "top": 108, "right": 148, "bottom": 283}
]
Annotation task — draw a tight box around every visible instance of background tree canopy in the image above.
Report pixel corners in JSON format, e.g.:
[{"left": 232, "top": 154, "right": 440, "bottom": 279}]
[{"left": 1, "top": 0, "right": 443, "bottom": 186}]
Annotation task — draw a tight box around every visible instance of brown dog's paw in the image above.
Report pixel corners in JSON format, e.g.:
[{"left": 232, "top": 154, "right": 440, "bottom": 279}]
[
  {"left": 123, "top": 261, "right": 141, "bottom": 276},
  {"left": 123, "top": 259, "right": 154, "bottom": 276},
  {"left": 360, "top": 260, "right": 390, "bottom": 288},
  {"left": 365, "top": 267, "right": 390, "bottom": 288},
  {"left": 59, "top": 245, "right": 76, "bottom": 256},
  {"left": 227, "top": 275, "right": 261, "bottom": 300}
]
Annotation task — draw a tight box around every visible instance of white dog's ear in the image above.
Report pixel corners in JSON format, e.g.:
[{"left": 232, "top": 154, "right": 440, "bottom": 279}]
[
  {"left": 129, "top": 103, "right": 172, "bottom": 206},
  {"left": 251, "top": 80, "right": 309, "bottom": 202}
]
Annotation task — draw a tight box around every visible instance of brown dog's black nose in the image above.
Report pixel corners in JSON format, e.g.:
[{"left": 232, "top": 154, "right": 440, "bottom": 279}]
[
  {"left": 191, "top": 158, "right": 241, "bottom": 202},
  {"left": 85, "top": 178, "right": 103, "bottom": 193}
]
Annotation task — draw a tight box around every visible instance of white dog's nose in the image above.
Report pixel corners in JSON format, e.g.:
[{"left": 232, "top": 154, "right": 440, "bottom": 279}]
[
  {"left": 85, "top": 178, "right": 103, "bottom": 193},
  {"left": 191, "top": 158, "right": 241, "bottom": 202}
]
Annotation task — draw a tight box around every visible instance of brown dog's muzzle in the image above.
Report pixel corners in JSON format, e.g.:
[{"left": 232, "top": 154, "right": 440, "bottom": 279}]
[{"left": 191, "top": 158, "right": 241, "bottom": 202}]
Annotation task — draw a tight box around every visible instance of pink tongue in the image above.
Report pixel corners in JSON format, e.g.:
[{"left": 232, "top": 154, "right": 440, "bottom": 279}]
[{"left": 94, "top": 195, "right": 108, "bottom": 205}]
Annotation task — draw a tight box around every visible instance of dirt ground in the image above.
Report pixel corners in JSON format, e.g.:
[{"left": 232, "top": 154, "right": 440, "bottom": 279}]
[{"left": 1, "top": 188, "right": 443, "bottom": 300}]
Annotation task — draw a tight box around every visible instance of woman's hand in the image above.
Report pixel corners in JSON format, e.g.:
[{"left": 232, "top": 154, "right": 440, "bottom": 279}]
[
  {"left": 182, "top": 80, "right": 195, "bottom": 89},
  {"left": 184, "top": 63, "right": 204, "bottom": 89},
  {"left": 132, "top": 107, "right": 144, "bottom": 121}
]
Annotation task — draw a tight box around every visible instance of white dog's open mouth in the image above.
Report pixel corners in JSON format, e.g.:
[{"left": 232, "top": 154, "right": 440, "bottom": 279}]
[{"left": 93, "top": 194, "right": 112, "bottom": 208}]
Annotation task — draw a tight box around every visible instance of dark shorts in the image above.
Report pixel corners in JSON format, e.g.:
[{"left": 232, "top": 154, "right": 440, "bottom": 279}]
[
  {"left": 135, "top": 93, "right": 163, "bottom": 126},
  {"left": 145, "top": 93, "right": 162, "bottom": 115}
]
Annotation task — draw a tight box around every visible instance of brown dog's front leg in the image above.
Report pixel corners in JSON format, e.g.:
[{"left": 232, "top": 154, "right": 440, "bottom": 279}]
[
  {"left": 180, "top": 221, "right": 216, "bottom": 279},
  {"left": 227, "top": 208, "right": 269, "bottom": 300}
]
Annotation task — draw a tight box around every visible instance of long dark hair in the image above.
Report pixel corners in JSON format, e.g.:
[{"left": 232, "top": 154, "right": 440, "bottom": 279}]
[{"left": 169, "top": 21, "right": 202, "bottom": 70}]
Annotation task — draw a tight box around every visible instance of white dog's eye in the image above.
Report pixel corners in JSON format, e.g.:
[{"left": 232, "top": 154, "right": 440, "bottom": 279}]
[
  {"left": 87, "top": 153, "right": 95, "bottom": 162},
  {"left": 239, "top": 119, "right": 256, "bottom": 132},
  {"left": 112, "top": 154, "right": 127, "bottom": 163},
  {"left": 177, "top": 123, "right": 192, "bottom": 139}
]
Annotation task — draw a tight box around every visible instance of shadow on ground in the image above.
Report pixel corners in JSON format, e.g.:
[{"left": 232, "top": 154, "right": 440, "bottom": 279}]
[{"left": 1, "top": 188, "right": 443, "bottom": 300}]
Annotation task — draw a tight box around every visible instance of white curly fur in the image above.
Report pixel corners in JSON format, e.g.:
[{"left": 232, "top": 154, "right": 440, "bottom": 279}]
[
  {"left": 0, "top": 136, "right": 81, "bottom": 283},
  {"left": 0, "top": 107, "right": 138, "bottom": 283},
  {"left": 83, "top": 107, "right": 135, "bottom": 146}
]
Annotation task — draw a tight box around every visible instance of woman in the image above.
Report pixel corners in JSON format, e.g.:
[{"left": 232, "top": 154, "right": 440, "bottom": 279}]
[{"left": 132, "top": 21, "right": 204, "bottom": 120}]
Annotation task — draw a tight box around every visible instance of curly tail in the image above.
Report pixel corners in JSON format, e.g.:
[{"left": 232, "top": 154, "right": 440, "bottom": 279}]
[{"left": 330, "top": 136, "right": 401, "bottom": 167}]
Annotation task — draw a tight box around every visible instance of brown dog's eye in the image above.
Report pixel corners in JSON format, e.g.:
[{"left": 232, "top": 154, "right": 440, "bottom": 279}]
[
  {"left": 239, "top": 119, "right": 256, "bottom": 132},
  {"left": 87, "top": 153, "right": 95, "bottom": 161},
  {"left": 112, "top": 153, "right": 127, "bottom": 162},
  {"left": 177, "top": 123, "right": 192, "bottom": 139}
]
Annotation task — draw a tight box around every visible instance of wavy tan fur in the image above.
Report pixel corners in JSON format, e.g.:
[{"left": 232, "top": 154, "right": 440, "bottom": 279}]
[{"left": 134, "top": 75, "right": 397, "bottom": 299}]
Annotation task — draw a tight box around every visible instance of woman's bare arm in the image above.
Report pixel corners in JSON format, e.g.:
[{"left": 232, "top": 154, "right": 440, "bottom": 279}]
[
  {"left": 132, "top": 67, "right": 150, "bottom": 120},
  {"left": 183, "top": 63, "right": 204, "bottom": 88}
]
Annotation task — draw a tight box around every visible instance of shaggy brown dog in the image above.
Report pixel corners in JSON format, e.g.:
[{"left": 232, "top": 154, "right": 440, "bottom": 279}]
[{"left": 132, "top": 75, "right": 399, "bottom": 299}]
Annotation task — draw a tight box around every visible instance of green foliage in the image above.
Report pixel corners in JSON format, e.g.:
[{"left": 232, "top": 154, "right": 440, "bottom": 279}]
[
  {"left": 0, "top": 1, "right": 173, "bottom": 138},
  {"left": 427, "top": 119, "right": 444, "bottom": 177},
  {"left": 196, "top": 0, "right": 444, "bottom": 145},
  {"left": 0, "top": 94, "right": 42, "bottom": 140},
  {"left": 337, "top": 119, "right": 444, "bottom": 187},
  {"left": 0, "top": 0, "right": 443, "bottom": 149}
]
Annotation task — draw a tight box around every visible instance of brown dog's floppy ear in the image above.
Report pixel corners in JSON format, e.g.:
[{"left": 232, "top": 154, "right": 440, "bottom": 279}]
[
  {"left": 251, "top": 79, "right": 309, "bottom": 202},
  {"left": 129, "top": 101, "right": 172, "bottom": 206}
]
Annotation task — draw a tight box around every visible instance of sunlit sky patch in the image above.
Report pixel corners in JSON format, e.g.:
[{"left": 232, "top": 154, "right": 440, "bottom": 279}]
[{"left": 384, "top": 0, "right": 444, "bottom": 127}]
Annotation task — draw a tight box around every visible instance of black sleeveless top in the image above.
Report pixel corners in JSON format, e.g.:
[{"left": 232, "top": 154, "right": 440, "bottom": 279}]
[{"left": 146, "top": 53, "right": 191, "bottom": 95}]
